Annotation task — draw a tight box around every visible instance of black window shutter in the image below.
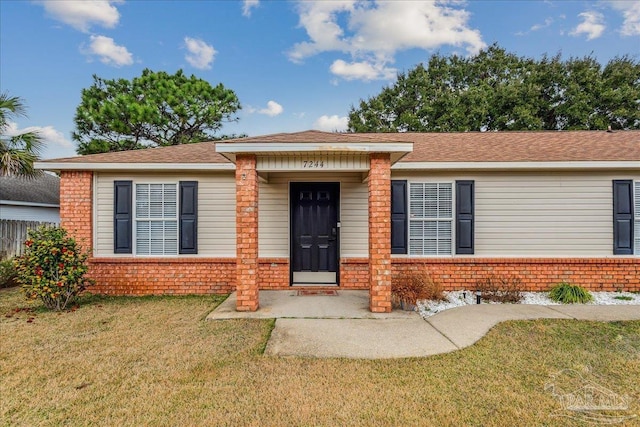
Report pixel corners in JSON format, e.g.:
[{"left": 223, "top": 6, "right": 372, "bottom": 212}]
[
  {"left": 179, "top": 181, "right": 198, "bottom": 254},
  {"left": 456, "top": 180, "right": 475, "bottom": 254},
  {"left": 391, "top": 180, "right": 408, "bottom": 254},
  {"left": 613, "top": 180, "right": 633, "bottom": 255},
  {"left": 114, "top": 181, "right": 132, "bottom": 254}
]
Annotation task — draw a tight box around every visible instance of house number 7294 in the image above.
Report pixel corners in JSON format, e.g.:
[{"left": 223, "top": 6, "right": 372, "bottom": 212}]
[{"left": 303, "top": 160, "right": 325, "bottom": 168}]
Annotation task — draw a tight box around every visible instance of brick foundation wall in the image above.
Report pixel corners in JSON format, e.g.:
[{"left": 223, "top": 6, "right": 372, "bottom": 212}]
[
  {"left": 83, "top": 257, "right": 638, "bottom": 295},
  {"left": 60, "top": 171, "right": 93, "bottom": 250},
  {"left": 392, "top": 258, "right": 640, "bottom": 292},
  {"left": 258, "top": 258, "right": 289, "bottom": 289},
  {"left": 340, "top": 258, "right": 370, "bottom": 289},
  {"left": 89, "top": 258, "right": 236, "bottom": 295}
]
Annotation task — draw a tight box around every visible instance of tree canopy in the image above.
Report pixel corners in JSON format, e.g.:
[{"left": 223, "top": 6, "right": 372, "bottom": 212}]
[
  {"left": 73, "top": 69, "right": 242, "bottom": 155},
  {"left": 0, "top": 92, "right": 43, "bottom": 178},
  {"left": 348, "top": 45, "right": 640, "bottom": 132}
]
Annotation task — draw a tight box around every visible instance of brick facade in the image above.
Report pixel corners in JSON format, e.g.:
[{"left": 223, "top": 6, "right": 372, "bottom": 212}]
[
  {"left": 235, "top": 155, "right": 259, "bottom": 311},
  {"left": 58, "top": 169, "right": 638, "bottom": 305},
  {"left": 392, "top": 258, "right": 640, "bottom": 292},
  {"left": 258, "top": 258, "right": 289, "bottom": 289},
  {"left": 82, "top": 257, "right": 637, "bottom": 296},
  {"left": 60, "top": 171, "right": 93, "bottom": 250},
  {"left": 368, "top": 153, "right": 392, "bottom": 312},
  {"left": 89, "top": 258, "right": 235, "bottom": 294},
  {"left": 340, "top": 258, "right": 370, "bottom": 289}
]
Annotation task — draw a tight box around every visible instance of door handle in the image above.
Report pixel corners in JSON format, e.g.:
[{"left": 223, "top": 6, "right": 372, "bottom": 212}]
[{"left": 329, "top": 227, "right": 337, "bottom": 241}]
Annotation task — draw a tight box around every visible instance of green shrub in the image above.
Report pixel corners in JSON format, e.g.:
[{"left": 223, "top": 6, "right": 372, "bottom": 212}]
[
  {"left": 476, "top": 274, "right": 523, "bottom": 303},
  {"left": 15, "top": 226, "right": 94, "bottom": 311},
  {"left": 549, "top": 282, "right": 593, "bottom": 304},
  {"left": 0, "top": 258, "right": 18, "bottom": 288}
]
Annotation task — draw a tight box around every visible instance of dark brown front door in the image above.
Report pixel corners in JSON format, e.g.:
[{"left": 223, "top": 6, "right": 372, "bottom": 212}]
[{"left": 290, "top": 182, "right": 339, "bottom": 285}]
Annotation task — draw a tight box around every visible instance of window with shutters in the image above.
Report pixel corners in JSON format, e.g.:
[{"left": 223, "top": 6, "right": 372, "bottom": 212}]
[
  {"left": 635, "top": 181, "right": 639, "bottom": 255},
  {"left": 135, "top": 183, "right": 178, "bottom": 255},
  {"left": 409, "top": 182, "right": 453, "bottom": 255}
]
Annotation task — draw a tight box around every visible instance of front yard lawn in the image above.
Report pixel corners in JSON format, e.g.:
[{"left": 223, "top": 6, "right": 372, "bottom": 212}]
[{"left": 1, "top": 288, "right": 638, "bottom": 426}]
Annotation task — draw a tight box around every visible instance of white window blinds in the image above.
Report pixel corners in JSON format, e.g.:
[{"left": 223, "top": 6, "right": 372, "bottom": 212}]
[
  {"left": 135, "top": 184, "right": 178, "bottom": 255},
  {"left": 409, "top": 182, "right": 453, "bottom": 255}
]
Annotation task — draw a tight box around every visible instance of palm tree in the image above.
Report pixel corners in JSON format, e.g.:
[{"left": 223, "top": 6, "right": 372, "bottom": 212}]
[{"left": 0, "top": 92, "right": 44, "bottom": 177}]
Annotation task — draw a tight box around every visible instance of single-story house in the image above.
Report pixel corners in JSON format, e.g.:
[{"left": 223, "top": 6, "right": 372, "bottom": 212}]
[
  {"left": 0, "top": 173, "right": 60, "bottom": 223},
  {"left": 36, "top": 130, "right": 639, "bottom": 312}
]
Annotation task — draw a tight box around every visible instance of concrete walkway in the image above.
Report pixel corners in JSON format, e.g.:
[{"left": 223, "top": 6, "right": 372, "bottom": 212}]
[{"left": 207, "top": 290, "right": 640, "bottom": 359}]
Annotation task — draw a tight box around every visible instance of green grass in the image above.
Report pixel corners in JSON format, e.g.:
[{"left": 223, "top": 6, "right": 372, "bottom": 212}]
[
  {"left": 614, "top": 295, "right": 634, "bottom": 301},
  {"left": 1, "top": 288, "right": 639, "bottom": 426}
]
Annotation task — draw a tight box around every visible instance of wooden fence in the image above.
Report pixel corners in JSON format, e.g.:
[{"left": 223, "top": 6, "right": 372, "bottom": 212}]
[{"left": 0, "top": 220, "right": 56, "bottom": 259}]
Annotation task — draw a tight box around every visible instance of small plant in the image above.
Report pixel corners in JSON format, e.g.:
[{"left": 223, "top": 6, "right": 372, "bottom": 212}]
[
  {"left": 476, "top": 274, "right": 523, "bottom": 303},
  {"left": 0, "top": 257, "right": 18, "bottom": 288},
  {"left": 614, "top": 295, "right": 633, "bottom": 301},
  {"left": 15, "top": 226, "right": 94, "bottom": 311},
  {"left": 549, "top": 282, "right": 593, "bottom": 304},
  {"left": 392, "top": 270, "right": 445, "bottom": 310}
]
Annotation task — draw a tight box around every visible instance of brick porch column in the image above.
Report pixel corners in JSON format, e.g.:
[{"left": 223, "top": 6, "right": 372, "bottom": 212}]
[
  {"left": 368, "top": 153, "right": 392, "bottom": 312},
  {"left": 235, "top": 154, "right": 259, "bottom": 311},
  {"left": 59, "top": 171, "right": 93, "bottom": 251}
]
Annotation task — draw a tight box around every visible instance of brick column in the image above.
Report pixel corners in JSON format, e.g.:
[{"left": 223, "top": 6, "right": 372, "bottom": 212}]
[
  {"left": 368, "top": 153, "right": 392, "bottom": 312},
  {"left": 59, "top": 171, "right": 93, "bottom": 251},
  {"left": 235, "top": 154, "right": 259, "bottom": 311}
]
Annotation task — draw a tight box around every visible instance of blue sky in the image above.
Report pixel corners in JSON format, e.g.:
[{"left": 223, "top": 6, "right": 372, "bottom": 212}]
[{"left": 1, "top": 0, "right": 639, "bottom": 160}]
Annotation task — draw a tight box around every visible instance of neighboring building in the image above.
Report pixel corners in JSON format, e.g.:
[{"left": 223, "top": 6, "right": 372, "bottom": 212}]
[
  {"left": 0, "top": 173, "right": 60, "bottom": 223},
  {"left": 0, "top": 173, "right": 60, "bottom": 258},
  {"left": 36, "top": 130, "right": 639, "bottom": 312}
]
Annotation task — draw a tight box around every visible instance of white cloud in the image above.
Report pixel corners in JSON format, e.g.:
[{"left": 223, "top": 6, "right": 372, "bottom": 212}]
[
  {"left": 313, "top": 115, "right": 348, "bottom": 132},
  {"left": 184, "top": 37, "right": 216, "bottom": 70},
  {"left": 330, "top": 59, "right": 396, "bottom": 81},
  {"left": 258, "top": 101, "right": 283, "bottom": 117},
  {"left": 609, "top": 1, "right": 640, "bottom": 36},
  {"left": 570, "top": 11, "right": 605, "bottom": 40},
  {"left": 531, "top": 17, "right": 554, "bottom": 32},
  {"left": 38, "top": 0, "right": 122, "bottom": 32},
  {"left": 242, "top": 0, "right": 259, "bottom": 17},
  {"left": 6, "top": 122, "right": 73, "bottom": 149},
  {"left": 516, "top": 17, "right": 553, "bottom": 36},
  {"left": 288, "top": 0, "right": 485, "bottom": 81},
  {"left": 83, "top": 35, "right": 133, "bottom": 66}
]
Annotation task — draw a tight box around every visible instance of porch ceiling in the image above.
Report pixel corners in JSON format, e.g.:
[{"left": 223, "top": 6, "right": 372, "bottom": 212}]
[{"left": 215, "top": 142, "right": 413, "bottom": 165}]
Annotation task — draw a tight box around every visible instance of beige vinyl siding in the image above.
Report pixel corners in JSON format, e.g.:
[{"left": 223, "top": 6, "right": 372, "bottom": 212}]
[
  {"left": 258, "top": 173, "right": 368, "bottom": 258},
  {"left": 391, "top": 171, "right": 640, "bottom": 257},
  {"left": 94, "top": 172, "right": 236, "bottom": 257}
]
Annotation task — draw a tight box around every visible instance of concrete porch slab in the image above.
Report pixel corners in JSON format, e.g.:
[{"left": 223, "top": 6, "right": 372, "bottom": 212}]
[{"left": 206, "top": 290, "right": 416, "bottom": 320}]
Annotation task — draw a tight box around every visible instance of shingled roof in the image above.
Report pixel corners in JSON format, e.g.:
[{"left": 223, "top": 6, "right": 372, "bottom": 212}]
[
  {"left": 38, "top": 130, "right": 640, "bottom": 165},
  {"left": 40, "top": 141, "right": 227, "bottom": 164},
  {"left": 0, "top": 173, "right": 60, "bottom": 206},
  {"left": 382, "top": 131, "right": 640, "bottom": 162}
]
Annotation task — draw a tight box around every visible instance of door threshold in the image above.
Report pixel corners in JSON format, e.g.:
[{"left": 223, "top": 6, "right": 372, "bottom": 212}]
[{"left": 291, "top": 283, "right": 338, "bottom": 287}]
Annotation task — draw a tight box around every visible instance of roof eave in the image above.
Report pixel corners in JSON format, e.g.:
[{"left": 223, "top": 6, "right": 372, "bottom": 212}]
[
  {"left": 35, "top": 162, "right": 235, "bottom": 172},
  {"left": 392, "top": 161, "right": 640, "bottom": 171}
]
